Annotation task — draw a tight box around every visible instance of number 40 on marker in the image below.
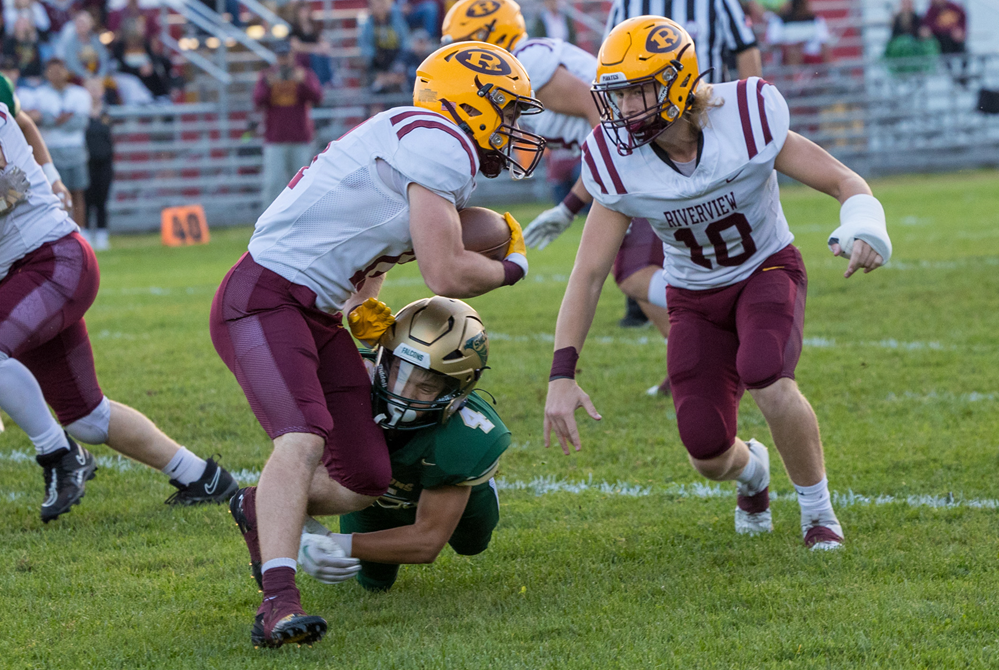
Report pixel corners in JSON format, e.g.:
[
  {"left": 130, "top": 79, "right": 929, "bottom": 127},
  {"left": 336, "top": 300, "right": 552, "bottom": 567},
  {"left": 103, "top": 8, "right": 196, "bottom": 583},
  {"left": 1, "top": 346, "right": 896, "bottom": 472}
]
[{"left": 161, "top": 205, "right": 210, "bottom": 247}]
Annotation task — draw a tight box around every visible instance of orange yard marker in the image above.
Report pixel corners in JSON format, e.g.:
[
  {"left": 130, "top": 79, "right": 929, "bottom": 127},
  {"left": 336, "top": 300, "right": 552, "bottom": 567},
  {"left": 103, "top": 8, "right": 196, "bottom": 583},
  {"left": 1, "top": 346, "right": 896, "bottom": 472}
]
[{"left": 161, "top": 205, "right": 211, "bottom": 247}]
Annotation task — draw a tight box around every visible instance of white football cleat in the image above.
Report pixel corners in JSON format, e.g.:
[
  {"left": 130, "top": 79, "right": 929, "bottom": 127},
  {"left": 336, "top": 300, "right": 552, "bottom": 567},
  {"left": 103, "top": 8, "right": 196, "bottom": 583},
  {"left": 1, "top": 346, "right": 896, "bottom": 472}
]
[
  {"left": 735, "top": 439, "right": 772, "bottom": 535},
  {"left": 803, "top": 519, "right": 844, "bottom": 551}
]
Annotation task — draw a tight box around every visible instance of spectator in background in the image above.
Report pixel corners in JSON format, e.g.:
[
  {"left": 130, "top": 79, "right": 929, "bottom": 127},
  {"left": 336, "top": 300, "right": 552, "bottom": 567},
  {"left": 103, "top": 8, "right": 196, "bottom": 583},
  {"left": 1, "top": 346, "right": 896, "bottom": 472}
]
[
  {"left": 403, "top": 27, "right": 434, "bottom": 84},
  {"left": 3, "top": 17, "right": 45, "bottom": 79},
  {"left": 23, "top": 58, "right": 91, "bottom": 228},
  {"left": 83, "top": 76, "right": 113, "bottom": 250},
  {"left": 106, "top": 0, "right": 159, "bottom": 40},
  {"left": 41, "top": 0, "right": 78, "bottom": 35},
  {"left": 59, "top": 10, "right": 110, "bottom": 79},
  {"left": 531, "top": 0, "right": 576, "bottom": 45},
  {"left": 891, "top": 0, "right": 920, "bottom": 38},
  {"left": 4, "top": 0, "right": 51, "bottom": 38},
  {"left": 766, "top": 0, "right": 831, "bottom": 66},
  {"left": 359, "top": 0, "right": 410, "bottom": 93},
  {"left": 400, "top": 0, "right": 442, "bottom": 39},
  {"left": 920, "top": 0, "right": 966, "bottom": 55},
  {"left": 252, "top": 39, "right": 321, "bottom": 204},
  {"left": 289, "top": 1, "right": 335, "bottom": 86},
  {"left": 112, "top": 18, "right": 173, "bottom": 100}
]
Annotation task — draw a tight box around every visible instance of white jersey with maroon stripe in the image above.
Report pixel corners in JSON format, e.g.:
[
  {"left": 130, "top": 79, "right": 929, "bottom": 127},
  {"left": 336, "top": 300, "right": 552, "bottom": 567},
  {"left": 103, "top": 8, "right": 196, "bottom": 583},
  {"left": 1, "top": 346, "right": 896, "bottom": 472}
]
[
  {"left": 0, "top": 102, "right": 78, "bottom": 281},
  {"left": 512, "top": 38, "right": 597, "bottom": 149},
  {"left": 581, "top": 78, "right": 793, "bottom": 290},
  {"left": 248, "top": 107, "right": 480, "bottom": 312}
]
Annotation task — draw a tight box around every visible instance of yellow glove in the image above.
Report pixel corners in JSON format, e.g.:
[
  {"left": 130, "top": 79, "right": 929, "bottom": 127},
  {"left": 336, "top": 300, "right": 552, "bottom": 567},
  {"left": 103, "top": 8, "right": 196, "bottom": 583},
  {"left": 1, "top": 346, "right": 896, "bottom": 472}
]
[
  {"left": 504, "top": 212, "right": 527, "bottom": 258},
  {"left": 348, "top": 298, "right": 395, "bottom": 345}
]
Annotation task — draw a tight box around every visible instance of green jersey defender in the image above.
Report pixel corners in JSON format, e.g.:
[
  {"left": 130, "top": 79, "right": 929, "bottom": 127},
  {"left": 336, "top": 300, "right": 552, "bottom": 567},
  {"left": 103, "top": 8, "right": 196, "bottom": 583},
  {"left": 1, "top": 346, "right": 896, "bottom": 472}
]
[{"left": 264, "top": 296, "right": 510, "bottom": 592}]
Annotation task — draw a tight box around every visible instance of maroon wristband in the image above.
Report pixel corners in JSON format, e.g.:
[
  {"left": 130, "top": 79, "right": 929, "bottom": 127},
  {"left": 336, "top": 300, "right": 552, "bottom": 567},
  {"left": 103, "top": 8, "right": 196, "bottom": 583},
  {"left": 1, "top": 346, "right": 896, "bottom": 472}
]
[
  {"left": 549, "top": 346, "right": 579, "bottom": 381},
  {"left": 562, "top": 192, "right": 585, "bottom": 215},
  {"left": 501, "top": 259, "right": 525, "bottom": 286}
]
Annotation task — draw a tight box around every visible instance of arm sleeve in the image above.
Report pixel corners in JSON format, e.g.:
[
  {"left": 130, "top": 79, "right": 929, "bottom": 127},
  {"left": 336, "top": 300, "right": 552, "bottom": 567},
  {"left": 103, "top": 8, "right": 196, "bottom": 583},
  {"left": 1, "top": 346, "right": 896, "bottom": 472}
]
[
  {"left": 716, "top": 0, "right": 757, "bottom": 53},
  {"left": 513, "top": 40, "right": 561, "bottom": 92},
  {"left": 391, "top": 127, "right": 476, "bottom": 205}
]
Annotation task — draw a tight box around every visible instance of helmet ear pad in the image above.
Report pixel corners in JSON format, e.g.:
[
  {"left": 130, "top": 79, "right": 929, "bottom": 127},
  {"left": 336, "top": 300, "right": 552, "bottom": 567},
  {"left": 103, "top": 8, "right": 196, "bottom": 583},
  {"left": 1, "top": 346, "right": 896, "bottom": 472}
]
[{"left": 478, "top": 150, "right": 505, "bottom": 178}]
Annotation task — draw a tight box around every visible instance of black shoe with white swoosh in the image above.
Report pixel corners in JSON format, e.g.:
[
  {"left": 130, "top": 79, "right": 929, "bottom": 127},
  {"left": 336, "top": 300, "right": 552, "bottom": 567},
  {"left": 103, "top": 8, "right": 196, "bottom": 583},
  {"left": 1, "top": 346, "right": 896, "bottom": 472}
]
[
  {"left": 164, "top": 457, "right": 239, "bottom": 506},
  {"left": 37, "top": 436, "right": 97, "bottom": 523}
]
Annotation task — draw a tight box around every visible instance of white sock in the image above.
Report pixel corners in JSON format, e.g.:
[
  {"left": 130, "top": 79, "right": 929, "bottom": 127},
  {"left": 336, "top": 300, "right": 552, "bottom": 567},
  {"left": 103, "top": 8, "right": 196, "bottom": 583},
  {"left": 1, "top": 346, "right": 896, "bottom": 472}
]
[
  {"left": 261, "top": 557, "right": 298, "bottom": 573},
  {"left": 736, "top": 451, "right": 761, "bottom": 488},
  {"left": 162, "top": 447, "right": 207, "bottom": 485},
  {"left": 0, "top": 356, "right": 70, "bottom": 455},
  {"left": 795, "top": 477, "right": 838, "bottom": 526}
]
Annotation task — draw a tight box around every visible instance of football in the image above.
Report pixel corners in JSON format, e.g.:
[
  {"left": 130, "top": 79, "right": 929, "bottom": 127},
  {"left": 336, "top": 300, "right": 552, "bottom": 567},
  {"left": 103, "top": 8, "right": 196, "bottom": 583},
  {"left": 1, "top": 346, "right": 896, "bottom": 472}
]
[{"left": 460, "top": 207, "right": 511, "bottom": 261}]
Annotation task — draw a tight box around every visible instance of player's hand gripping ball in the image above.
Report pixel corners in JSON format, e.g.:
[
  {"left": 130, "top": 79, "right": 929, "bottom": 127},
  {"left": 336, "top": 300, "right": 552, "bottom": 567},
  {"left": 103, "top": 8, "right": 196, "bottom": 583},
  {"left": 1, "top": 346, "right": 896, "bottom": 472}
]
[
  {"left": 348, "top": 298, "right": 395, "bottom": 345},
  {"left": 298, "top": 533, "right": 362, "bottom": 585}
]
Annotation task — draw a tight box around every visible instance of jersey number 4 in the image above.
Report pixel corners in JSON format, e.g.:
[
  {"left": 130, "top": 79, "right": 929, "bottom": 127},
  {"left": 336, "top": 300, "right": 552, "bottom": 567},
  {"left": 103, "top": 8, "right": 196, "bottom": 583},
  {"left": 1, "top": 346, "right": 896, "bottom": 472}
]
[
  {"left": 673, "top": 213, "right": 757, "bottom": 269},
  {"left": 459, "top": 407, "right": 495, "bottom": 434}
]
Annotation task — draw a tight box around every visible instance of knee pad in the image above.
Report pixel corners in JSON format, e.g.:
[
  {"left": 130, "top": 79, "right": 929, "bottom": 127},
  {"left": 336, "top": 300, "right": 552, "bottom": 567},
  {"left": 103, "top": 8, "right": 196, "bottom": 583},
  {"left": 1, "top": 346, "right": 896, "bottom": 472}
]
[
  {"left": 675, "top": 395, "right": 736, "bottom": 461},
  {"left": 0, "top": 351, "right": 8, "bottom": 363},
  {"left": 647, "top": 271, "right": 668, "bottom": 308},
  {"left": 65, "top": 396, "right": 111, "bottom": 444},
  {"left": 736, "top": 331, "right": 785, "bottom": 389}
]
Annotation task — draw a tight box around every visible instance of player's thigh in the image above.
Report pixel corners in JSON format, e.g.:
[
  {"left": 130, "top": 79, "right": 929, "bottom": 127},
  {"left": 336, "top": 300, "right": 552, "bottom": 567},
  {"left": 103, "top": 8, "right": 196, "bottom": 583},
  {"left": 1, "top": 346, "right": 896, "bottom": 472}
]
[
  {"left": 613, "top": 218, "right": 666, "bottom": 287},
  {"left": 448, "top": 480, "right": 500, "bottom": 556},
  {"left": 666, "top": 292, "right": 743, "bottom": 460},
  {"left": 210, "top": 260, "right": 334, "bottom": 442},
  {"left": 0, "top": 232, "right": 98, "bottom": 359},
  {"left": 734, "top": 245, "right": 808, "bottom": 390},
  {"left": 316, "top": 326, "right": 391, "bottom": 497},
  {"left": 18, "top": 318, "right": 104, "bottom": 425}
]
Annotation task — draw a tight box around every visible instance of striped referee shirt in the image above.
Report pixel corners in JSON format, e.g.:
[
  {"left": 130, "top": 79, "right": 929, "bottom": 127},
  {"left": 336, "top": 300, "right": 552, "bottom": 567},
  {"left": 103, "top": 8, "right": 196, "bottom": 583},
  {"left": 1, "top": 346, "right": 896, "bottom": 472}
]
[{"left": 603, "top": 0, "right": 757, "bottom": 83}]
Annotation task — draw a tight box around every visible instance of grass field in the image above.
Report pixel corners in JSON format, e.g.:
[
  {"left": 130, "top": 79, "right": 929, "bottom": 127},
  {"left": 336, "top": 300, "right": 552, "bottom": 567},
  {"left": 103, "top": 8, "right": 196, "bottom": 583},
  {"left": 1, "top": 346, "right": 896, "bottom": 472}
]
[{"left": 2, "top": 170, "right": 999, "bottom": 669}]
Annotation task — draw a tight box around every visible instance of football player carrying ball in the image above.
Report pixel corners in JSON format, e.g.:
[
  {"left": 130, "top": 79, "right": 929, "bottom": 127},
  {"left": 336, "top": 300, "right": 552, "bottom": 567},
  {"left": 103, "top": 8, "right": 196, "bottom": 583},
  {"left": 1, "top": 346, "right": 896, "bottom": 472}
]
[
  {"left": 544, "top": 18, "right": 891, "bottom": 552},
  {"left": 232, "top": 298, "right": 509, "bottom": 595},
  {"left": 212, "top": 42, "right": 540, "bottom": 648}
]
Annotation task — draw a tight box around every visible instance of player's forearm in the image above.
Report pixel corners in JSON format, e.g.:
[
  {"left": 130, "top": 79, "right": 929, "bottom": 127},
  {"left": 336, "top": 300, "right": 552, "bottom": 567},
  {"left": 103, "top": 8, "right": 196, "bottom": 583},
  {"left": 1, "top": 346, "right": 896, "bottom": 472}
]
[
  {"left": 553, "top": 267, "right": 603, "bottom": 353},
  {"left": 422, "top": 251, "right": 506, "bottom": 298},
  {"left": 16, "top": 112, "right": 53, "bottom": 167},
  {"left": 349, "top": 524, "right": 447, "bottom": 564},
  {"left": 736, "top": 48, "right": 763, "bottom": 79},
  {"left": 343, "top": 275, "right": 386, "bottom": 316},
  {"left": 568, "top": 177, "right": 593, "bottom": 205}
]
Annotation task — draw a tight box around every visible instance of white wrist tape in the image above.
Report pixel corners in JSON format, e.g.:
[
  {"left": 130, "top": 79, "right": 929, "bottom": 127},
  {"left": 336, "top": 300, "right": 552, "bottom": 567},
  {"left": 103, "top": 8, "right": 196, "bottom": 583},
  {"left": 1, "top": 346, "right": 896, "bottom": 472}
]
[
  {"left": 41, "top": 162, "right": 61, "bottom": 186},
  {"left": 504, "top": 251, "right": 529, "bottom": 278},
  {"left": 829, "top": 194, "right": 892, "bottom": 263}
]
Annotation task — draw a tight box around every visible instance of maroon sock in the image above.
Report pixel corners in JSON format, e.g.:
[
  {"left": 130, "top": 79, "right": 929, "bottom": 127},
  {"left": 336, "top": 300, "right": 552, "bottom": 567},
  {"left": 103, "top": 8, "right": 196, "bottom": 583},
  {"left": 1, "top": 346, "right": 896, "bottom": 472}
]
[
  {"left": 243, "top": 486, "right": 257, "bottom": 526},
  {"left": 261, "top": 566, "right": 299, "bottom": 601}
]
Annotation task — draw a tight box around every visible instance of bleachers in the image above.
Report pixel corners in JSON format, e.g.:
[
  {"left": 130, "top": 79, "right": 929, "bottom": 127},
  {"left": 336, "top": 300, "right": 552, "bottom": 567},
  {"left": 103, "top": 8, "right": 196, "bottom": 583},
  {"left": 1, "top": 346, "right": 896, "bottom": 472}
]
[{"left": 105, "top": 0, "right": 999, "bottom": 231}]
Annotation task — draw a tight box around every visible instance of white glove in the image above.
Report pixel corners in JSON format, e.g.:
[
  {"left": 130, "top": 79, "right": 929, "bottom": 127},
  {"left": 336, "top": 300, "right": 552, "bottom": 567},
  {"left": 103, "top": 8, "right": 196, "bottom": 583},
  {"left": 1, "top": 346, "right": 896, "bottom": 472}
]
[
  {"left": 298, "top": 533, "right": 362, "bottom": 585},
  {"left": 828, "top": 194, "right": 892, "bottom": 264},
  {"left": 523, "top": 202, "right": 574, "bottom": 250}
]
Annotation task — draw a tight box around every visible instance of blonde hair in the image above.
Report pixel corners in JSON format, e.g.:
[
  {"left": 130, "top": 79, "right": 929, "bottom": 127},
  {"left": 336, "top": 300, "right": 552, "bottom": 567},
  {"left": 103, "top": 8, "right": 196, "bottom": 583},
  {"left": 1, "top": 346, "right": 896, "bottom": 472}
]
[{"left": 684, "top": 83, "right": 722, "bottom": 132}]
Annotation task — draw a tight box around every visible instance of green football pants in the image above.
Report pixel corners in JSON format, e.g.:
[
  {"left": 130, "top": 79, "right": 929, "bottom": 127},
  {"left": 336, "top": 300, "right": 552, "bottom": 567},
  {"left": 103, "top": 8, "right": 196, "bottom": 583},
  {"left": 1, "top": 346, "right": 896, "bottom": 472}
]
[{"left": 339, "top": 480, "right": 499, "bottom": 591}]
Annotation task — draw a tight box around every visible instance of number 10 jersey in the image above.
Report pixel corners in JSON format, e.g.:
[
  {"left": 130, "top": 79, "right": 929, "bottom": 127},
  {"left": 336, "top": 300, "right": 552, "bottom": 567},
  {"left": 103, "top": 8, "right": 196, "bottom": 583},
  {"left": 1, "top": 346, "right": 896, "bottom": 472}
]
[{"left": 581, "top": 77, "right": 794, "bottom": 290}]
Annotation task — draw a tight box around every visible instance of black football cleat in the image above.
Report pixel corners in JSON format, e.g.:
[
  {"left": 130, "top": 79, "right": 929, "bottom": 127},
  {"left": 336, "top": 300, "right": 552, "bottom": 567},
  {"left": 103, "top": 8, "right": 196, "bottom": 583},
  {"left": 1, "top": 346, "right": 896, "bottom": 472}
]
[
  {"left": 37, "top": 436, "right": 97, "bottom": 523},
  {"left": 164, "top": 457, "right": 239, "bottom": 506},
  {"left": 251, "top": 596, "right": 327, "bottom": 649},
  {"left": 229, "top": 487, "right": 263, "bottom": 589}
]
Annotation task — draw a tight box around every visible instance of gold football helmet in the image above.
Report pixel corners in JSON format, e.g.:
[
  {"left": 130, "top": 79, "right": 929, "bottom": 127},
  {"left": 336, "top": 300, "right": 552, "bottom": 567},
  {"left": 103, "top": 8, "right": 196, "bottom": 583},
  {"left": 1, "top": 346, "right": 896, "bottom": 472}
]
[
  {"left": 440, "top": 0, "right": 527, "bottom": 51},
  {"left": 413, "top": 41, "right": 546, "bottom": 178},
  {"left": 373, "top": 297, "right": 489, "bottom": 430},
  {"left": 592, "top": 16, "right": 702, "bottom": 153}
]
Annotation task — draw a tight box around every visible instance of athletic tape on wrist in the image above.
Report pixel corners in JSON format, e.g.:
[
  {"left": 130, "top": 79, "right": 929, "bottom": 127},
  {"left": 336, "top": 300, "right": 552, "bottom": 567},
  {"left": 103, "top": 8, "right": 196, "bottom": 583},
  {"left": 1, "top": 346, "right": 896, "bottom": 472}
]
[
  {"left": 502, "top": 253, "right": 528, "bottom": 285},
  {"left": 549, "top": 346, "right": 579, "bottom": 381},
  {"left": 41, "top": 162, "right": 61, "bottom": 185}
]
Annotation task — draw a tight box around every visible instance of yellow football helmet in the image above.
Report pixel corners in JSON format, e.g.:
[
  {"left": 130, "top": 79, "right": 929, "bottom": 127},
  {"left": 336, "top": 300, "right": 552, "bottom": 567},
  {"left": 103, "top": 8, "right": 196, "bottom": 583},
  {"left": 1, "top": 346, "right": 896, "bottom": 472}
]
[
  {"left": 373, "top": 297, "right": 489, "bottom": 429},
  {"left": 440, "top": 0, "right": 527, "bottom": 51},
  {"left": 413, "top": 41, "right": 545, "bottom": 179},
  {"left": 592, "top": 16, "right": 702, "bottom": 154}
]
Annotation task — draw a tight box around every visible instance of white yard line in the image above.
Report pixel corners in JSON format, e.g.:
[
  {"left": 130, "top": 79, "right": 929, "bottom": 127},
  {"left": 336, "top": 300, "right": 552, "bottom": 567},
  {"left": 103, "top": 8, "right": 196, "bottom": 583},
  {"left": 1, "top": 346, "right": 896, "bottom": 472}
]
[{"left": 0, "top": 450, "right": 995, "bottom": 511}]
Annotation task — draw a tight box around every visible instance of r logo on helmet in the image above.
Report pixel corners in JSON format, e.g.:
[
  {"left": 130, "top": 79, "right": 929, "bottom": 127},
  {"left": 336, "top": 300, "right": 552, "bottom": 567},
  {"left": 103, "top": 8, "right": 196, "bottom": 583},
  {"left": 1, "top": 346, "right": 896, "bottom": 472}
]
[
  {"left": 455, "top": 48, "right": 513, "bottom": 75},
  {"left": 646, "top": 25, "right": 680, "bottom": 53},
  {"left": 466, "top": 0, "right": 500, "bottom": 17}
]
